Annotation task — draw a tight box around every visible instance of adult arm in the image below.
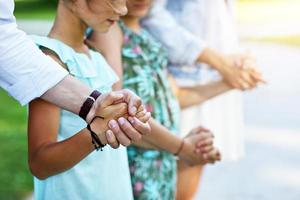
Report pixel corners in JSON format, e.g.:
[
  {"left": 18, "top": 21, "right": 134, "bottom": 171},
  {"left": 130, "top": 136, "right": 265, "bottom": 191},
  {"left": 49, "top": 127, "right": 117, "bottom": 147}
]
[
  {"left": 142, "top": 1, "right": 259, "bottom": 90},
  {"left": 142, "top": 0, "right": 206, "bottom": 65},
  {"left": 87, "top": 25, "right": 220, "bottom": 165},
  {"left": 0, "top": 2, "right": 142, "bottom": 121}
]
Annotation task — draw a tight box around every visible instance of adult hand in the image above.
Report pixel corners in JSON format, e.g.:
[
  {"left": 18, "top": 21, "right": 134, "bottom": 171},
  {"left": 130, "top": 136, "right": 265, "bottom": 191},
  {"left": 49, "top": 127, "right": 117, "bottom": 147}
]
[
  {"left": 86, "top": 90, "right": 151, "bottom": 148},
  {"left": 224, "top": 53, "right": 266, "bottom": 90},
  {"left": 86, "top": 89, "right": 142, "bottom": 122},
  {"left": 178, "top": 127, "right": 221, "bottom": 166}
]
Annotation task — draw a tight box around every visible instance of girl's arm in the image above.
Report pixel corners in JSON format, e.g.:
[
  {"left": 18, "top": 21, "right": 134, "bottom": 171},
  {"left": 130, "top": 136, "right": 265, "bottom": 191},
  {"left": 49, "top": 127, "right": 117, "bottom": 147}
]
[
  {"left": 87, "top": 24, "right": 219, "bottom": 165},
  {"left": 29, "top": 92, "right": 129, "bottom": 180},
  {"left": 168, "top": 75, "right": 232, "bottom": 109},
  {"left": 28, "top": 99, "right": 93, "bottom": 180},
  {"left": 28, "top": 51, "right": 129, "bottom": 180}
]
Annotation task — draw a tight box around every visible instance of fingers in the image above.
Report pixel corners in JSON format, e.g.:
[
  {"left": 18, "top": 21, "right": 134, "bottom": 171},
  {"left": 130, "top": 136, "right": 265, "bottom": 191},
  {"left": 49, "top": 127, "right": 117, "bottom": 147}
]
[
  {"left": 108, "top": 119, "right": 131, "bottom": 147},
  {"left": 136, "top": 112, "right": 151, "bottom": 123},
  {"left": 117, "top": 89, "right": 142, "bottom": 116},
  {"left": 105, "top": 130, "right": 120, "bottom": 149},
  {"left": 98, "top": 92, "right": 124, "bottom": 108},
  {"left": 204, "top": 149, "right": 221, "bottom": 164},
  {"left": 101, "top": 103, "right": 128, "bottom": 119},
  {"left": 136, "top": 109, "right": 146, "bottom": 118},
  {"left": 196, "top": 137, "right": 213, "bottom": 150},
  {"left": 249, "top": 69, "right": 267, "bottom": 84},
  {"left": 118, "top": 117, "right": 143, "bottom": 141},
  {"left": 128, "top": 116, "right": 151, "bottom": 135},
  {"left": 137, "top": 105, "right": 145, "bottom": 113}
]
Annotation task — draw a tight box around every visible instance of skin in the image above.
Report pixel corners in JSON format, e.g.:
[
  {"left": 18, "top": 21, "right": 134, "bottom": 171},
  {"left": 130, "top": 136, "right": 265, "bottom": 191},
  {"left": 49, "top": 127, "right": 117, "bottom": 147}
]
[
  {"left": 87, "top": 0, "right": 266, "bottom": 199},
  {"left": 28, "top": 0, "right": 151, "bottom": 180},
  {"left": 87, "top": 0, "right": 222, "bottom": 170}
]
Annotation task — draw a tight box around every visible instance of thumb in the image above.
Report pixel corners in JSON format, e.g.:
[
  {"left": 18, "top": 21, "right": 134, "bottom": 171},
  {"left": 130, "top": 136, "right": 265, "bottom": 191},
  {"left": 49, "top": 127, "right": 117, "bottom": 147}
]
[{"left": 98, "top": 92, "right": 124, "bottom": 108}]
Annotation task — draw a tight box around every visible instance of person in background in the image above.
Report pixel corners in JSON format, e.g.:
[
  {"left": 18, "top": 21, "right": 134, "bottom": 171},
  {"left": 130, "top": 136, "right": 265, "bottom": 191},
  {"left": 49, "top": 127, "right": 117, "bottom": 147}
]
[
  {"left": 0, "top": 0, "right": 149, "bottom": 148},
  {"left": 142, "top": 0, "right": 265, "bottom": 199}
]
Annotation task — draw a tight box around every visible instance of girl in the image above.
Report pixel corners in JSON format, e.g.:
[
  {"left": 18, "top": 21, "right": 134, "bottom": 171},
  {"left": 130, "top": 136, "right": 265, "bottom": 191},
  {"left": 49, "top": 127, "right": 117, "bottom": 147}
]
[
  {"left": 28, "top": 0, "right": 150, "bottom": 199},
  {"left": 86, "top": 0, "right": 235, "bottom": 199}
]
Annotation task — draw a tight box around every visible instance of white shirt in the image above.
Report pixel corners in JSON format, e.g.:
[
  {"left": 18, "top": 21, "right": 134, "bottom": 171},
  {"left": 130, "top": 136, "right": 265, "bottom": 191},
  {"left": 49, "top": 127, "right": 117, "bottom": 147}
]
[
  {"left": 143, "top": 0, "right": 238, "bottom": 86},
  {"left": 142, "top": 0, "right": 207, "bottom": 66},
  {"left": 0, "top": 0, "right": 68, "bottom": 105}
]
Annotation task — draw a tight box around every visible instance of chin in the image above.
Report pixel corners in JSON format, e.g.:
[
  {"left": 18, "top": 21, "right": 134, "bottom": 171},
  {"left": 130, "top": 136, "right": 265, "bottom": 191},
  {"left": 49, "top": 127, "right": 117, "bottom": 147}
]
[{"left": 132, "top": 10, "right": 148, "bottom": 18}]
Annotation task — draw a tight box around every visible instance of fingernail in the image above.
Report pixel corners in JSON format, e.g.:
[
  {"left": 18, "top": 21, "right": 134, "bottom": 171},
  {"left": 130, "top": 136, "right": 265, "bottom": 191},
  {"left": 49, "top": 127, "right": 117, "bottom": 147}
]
[
  {"left": 130, "top": 107, "right": 137, "bottom": 115},
  {"left": 128, "top": 117, "right": 135, "bottom": 124},
  {"left": 109, "top": 120, "right": 117, "bottom": 128},
  {"left": 107, "top": 131, "right": 112, "bottom": 138},
  {"left": 118, "top": 117, "right": 125, "bottom": 125}
]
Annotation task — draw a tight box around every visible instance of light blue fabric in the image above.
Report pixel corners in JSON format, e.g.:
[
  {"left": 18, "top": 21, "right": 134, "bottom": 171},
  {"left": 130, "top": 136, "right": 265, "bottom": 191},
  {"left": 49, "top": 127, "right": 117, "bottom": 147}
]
[{"left": 31, "top": 35, "right": 134, "bottom": 200}]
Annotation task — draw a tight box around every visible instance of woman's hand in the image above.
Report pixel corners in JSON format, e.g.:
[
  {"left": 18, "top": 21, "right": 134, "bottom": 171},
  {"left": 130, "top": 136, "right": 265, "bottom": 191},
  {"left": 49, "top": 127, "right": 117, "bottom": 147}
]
[
  {"left": 226, "top": 53, "right": 266, "bottom": 90},
  {"left": 178, "top": 127, "right": 221, "bottom": 166},
  {"left": 88, "top": 90, "right": 151, "bottom": 148},
  {"left": 199, "top": 48, "right": 265, "bottom": 91}
]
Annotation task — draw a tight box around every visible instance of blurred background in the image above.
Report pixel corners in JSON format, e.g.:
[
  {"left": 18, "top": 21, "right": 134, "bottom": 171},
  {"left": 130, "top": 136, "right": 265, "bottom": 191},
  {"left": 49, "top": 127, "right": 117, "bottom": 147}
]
[{"left": 0, "top": 0, "right": 299, "bottom": 199}]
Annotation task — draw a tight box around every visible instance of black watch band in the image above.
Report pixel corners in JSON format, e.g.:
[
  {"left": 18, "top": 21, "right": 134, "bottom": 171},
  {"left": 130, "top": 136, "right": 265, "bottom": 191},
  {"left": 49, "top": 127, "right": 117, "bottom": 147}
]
[{"left": 79, "top": 90, "right": 101, "bottom": 121}]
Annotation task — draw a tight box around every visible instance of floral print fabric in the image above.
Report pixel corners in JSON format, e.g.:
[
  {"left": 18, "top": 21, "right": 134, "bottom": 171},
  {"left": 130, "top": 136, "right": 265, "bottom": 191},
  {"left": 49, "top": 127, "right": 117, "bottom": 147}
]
[{"left": 120, "top": 21, "right": 181, "bottom": 200}]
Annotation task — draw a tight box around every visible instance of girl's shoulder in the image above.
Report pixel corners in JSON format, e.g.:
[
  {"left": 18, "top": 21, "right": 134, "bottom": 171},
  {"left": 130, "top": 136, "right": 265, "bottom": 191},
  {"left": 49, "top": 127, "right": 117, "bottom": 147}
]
[{"left": 31, "top": 35, "right": 118, "bottom": 91}]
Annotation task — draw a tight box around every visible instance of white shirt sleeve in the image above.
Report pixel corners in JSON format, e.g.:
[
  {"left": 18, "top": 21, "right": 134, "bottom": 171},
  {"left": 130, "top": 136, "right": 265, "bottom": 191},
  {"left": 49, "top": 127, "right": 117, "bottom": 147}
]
[
  {"left": 142, "top": 0, "right": 207, "bottom": 65},
  {"left": 0, "top": 1, "right": 68, "bottom": 105}
]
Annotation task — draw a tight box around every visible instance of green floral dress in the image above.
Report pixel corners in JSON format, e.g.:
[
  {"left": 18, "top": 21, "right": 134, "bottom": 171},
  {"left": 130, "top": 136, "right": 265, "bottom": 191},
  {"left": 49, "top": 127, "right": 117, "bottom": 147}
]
[{"left": 120, "top": 21, "right": 181, "bottom": 200}]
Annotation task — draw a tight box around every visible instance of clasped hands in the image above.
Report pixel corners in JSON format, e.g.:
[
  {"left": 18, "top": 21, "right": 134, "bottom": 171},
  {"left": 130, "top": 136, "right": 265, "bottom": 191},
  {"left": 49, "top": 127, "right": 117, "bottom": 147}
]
[
  {"left": 220, "top": 53, "right": 266, "bottom": 90},
  {"left": 177, "top": 126, "right": 221, "bottom": 166},
  {"left": 86, "top": 89, "right": 151, "bottom": 148}
]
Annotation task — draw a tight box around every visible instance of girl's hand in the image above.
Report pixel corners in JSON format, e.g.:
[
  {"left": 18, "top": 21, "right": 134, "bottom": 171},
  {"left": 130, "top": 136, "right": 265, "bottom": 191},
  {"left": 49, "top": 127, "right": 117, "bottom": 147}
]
[
  {"left": 178, "top": 127, "right": 221, "bottom": 166},
  {"left": 135, "top": 105, "right": 151, "bottom": 123}
]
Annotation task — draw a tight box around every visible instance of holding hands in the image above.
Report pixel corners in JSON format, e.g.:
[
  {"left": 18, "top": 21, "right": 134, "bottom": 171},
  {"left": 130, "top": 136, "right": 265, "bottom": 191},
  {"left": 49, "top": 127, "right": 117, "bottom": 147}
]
[
  {"left": 219, "top": 52, "right": 266, "bottom": 90},
  {"left": 87, "top": 89, "right": 151, "bottom": 148},
  {"left": 178, "top": 127, "right": 221, "bottom": 166}
]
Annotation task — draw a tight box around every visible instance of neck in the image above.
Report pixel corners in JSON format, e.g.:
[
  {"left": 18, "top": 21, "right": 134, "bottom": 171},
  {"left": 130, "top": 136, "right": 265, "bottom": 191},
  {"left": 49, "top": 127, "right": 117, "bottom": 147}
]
[
  {"left": 49, "top": 2, "right": 88, "bottom": 54},
  {"left": 122, "top": 15, "right": 141, "bottom": 33}
]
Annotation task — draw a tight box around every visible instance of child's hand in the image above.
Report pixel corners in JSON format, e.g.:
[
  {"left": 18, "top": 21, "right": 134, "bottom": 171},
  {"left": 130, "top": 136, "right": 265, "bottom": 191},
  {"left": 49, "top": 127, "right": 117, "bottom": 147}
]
[
  {"left": 178, "top": 127, "right": 221, "bottom": 166},
  {"left": 135, "top": 105, "right": 151, "bottom": 123}
]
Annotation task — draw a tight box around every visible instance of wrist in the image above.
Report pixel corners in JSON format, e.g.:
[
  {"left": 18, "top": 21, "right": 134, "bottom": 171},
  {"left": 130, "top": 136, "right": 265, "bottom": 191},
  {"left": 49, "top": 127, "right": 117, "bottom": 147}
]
[
  {"left": 83, "top": 90, "right": 102, "bottom": 123},
  {"left": 198, "top": 48, "right": 226, "bottom": 72},
  {"left": 90, "top": 118, "right": 108, "bottom": 145},
  {"left": 174, "top": 139, "right": 185, "bottom": 156}
]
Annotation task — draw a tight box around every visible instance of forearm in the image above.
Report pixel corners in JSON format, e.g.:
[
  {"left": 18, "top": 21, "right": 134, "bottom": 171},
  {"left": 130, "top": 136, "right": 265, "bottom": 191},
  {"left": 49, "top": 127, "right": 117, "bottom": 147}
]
[
  {"left": 135, "top": 118, "right": 182, "bottom": 154},
  {"left": 29, "top": 128, "right": 94, "bottom": 180},
  {"left": 132, "top": 140, "right": 159, "bottom": 150},
  {"left": 41, "top": 75, "right": 92, "bottom": 117},
  {"left": 178, "top": 81, "right": 232, "bottom": 108},
  {"left": 196, "top": 48, "right": 228, "bottom": 72}
]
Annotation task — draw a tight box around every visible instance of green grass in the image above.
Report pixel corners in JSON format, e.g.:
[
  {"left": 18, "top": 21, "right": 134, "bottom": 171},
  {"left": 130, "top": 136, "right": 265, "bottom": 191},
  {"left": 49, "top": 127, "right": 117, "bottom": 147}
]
[
  {"left": 0, "top": 89, "right": 33, "bottom": 199},
  {"left": 15, "top": 0, "right": 57, "bottom": 20}
]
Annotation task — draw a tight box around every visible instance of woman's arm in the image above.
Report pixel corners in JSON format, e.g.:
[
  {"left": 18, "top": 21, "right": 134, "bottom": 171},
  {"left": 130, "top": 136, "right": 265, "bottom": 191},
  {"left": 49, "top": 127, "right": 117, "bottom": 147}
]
[
  {"left": 87, "top": 24, "right": 219, "bottom": 165},
  {"left": 168, "top": 75, "right": 232, "bottom": 109}
]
